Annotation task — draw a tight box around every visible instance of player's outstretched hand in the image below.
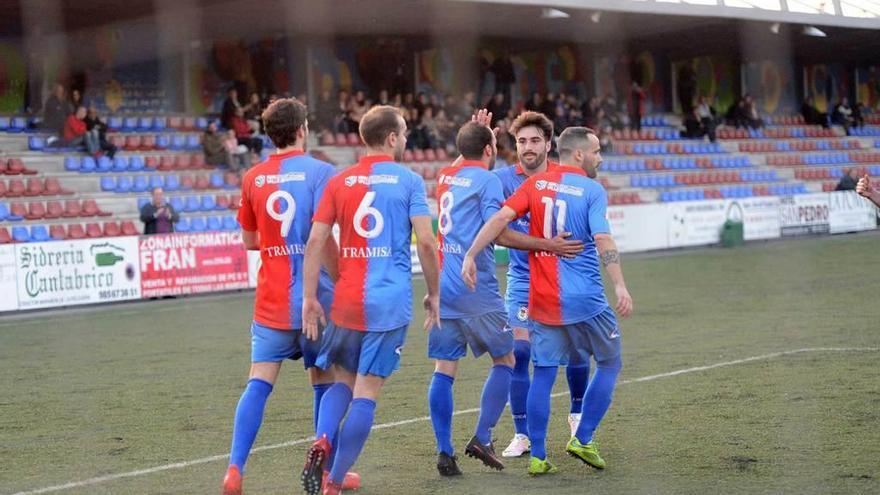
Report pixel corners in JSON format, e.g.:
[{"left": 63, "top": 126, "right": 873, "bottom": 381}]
[
  {"left": 857, "top": 175, "right": 873, "bottom": 198},
  {"left": 549, "top": 232, "right": 584, "bottom": 259},
  {"left": 302, "top": 297, "right": 326, "bottom": 341},
  {"left": 614, "top": 284, "right": 633, "bottom": 318},
  {"left": 423, "top": 294, "right": 440, "bottom": 331},
  {"left": 471, "top": 109, "right": 493, "bottom": 128},
  {"left": 461, "top": 255, "right": 478, "bottom": 291}
]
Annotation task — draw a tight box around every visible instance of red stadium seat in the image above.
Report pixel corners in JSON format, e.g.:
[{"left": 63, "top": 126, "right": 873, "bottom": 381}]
[
  {"left": 45, "top": 178, "right": 73, "bottom": 195},
  {"left": 81, "top": 199, "right": 104, "bottom": 217},
  {"left": 25, "top": 201, "right": 46, "bottom": 220},
  {"left": 45, "top": 201, "right": 64, "bottom": 219},
  {"left": 0, "top": 227, "right": 11, "bottom": 244},
  {"left": 141, "top": 135, "right": 157, "bottom": 150},
  {"left": 413, "top": 149, "right": 426, "bottom": 162},
  {"left": 180, "top": 175, "right": 195, "bottom": 190},
  {"left": 121, "top": 220, "right": 140, "bottom": 236},
  {"left": 7, "top": 179, "right": 25, "bottom": 197},
  {"left": 85, "top": 222, "right": 103, "bottom": 238},
  {"left": 403, "top": 149, "right": 414, "bottom": 162},
  {"left": 229, "top": 193, "right": 241, "bottom": 209},
  {"left": 182, "top": 117, "right": 196, "bottom": 130},
  {"left": 49, "top": 224, "right": 67, "bottom": 240},
  {"left": 159, "top": 155, "right": 176, "bottom": 171},
  {"left": 167, "top": 116, "right": 183, "bottom": 129},
  {"left": 62, "top": 200, "right": 82, "bottom": 218},
  {"left": 10, "top": 203, "right": 27, "bottom": 219},
  {"left": 8, "top": 158, "right": 35, "bottom": 175},
  {"left": 320, "top": 133, "right": 335, "bottom": 146},
  {"left": 346, "top": 133, "right": 360, "bottom": 146},
  {"left": 103, "top": 222, "right": 121, "bottom": 237},
  {"left": 216, "top": 194, "right": 230, "bottom": 209},
  {"left": 0, "top": 180, "right": 6, "bottom": 197},
  {"left": 194, "top": 175, "right": 210, "bottom": 190},
  {"left": 424, "top": 149, "right": 437, "bottom": 162},
  {"left": 25, "top": 178, "right": 44, "bottom": 196},
  {"left": 175, "top": 155, "right": 191, "bottom": 170},
  {"left": 436, "top": 148, "right": 449, "bottom": 161},
  {"left": 124, "top": 136, "right": 142, "bottom": 151},
  {"left": 145, "top": 156, "right": 160, "bottom": 169},
  {"left": 67, "top": 223, "right": 86, "bottom": 239},
  {"left": 335, "top": 133, "right": 347, "bottom": 146},
  {"left": 191, "top": 154, "right": 207, "bottom": 169},
  {"left": 109, "top": 134, "right": 126, "bottom": 149},
  {"left": 224, "top": 172, "right": 240, "bottom": 188}
]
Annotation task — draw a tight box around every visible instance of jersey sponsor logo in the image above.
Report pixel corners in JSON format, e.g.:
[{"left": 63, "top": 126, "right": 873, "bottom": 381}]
[
  {"left": 343, "top": 174, "right": 400, "bottom": 187},
  {"left": 263, "top": 243, "right": 306, "bottom": 257},
  {"left": 341, "top": 246, "right": 393, "bottom": 258},
  {"left": 255, "top": 172, "right": 307, "bottom": 188},
  {"left": 517, "top": 305, "right": 528, "bottom": 321},
  {"left": 439, "top": 242, "right": 463, "bottom": 254},
  {"left": 438, "top": 174, "right": 473, "bottom": 188},
  {"left": 534, "top": 180, "right": 584, "bottom": 197}
]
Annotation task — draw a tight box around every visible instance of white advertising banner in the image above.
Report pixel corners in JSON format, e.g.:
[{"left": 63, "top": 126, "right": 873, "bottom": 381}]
[
  {"left": 726, "top": 196, "right": 782, "bottom": 241},
  {"left": 828, "top": 191, "right": 877, "bottom": 234},
  {"left": 0, "top": 245, "right": 18, "bottom": 312},
  {"left": 779, "top": 193, "right": 830, "bottom": 236},
  {"left": 411, "top": 245, "right": 422, "bottom": 274},
  {"left": 607, "top": 204, "right": 669, "bottom": 252},
  {"left": 247, "top": 250, "right": 261, "bottom": 288},
  {"left": 15, "top": 236, "right": 141, "bottom": 310},
  {"left": 667, "top": 200, "right": 728, "bottom": 248}
]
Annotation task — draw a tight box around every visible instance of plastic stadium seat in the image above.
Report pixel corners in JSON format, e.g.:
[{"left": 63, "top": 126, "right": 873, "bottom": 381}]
[
  {"left": 196, "top": 118, "right": 208, "bottom": 130},
  {"left": 191, "top": 154, "right": 206, "bottom": 169},
  {"left": 107, "top": 116, "right": 123, "bottom": 131},
  {"left": 9, "top": 117, "right": 27, "bottom": 132},
  {"left": 321, "top": 133, "right": 335, "bottom": 146},
  {"left": 28, "top": 136, "right": 46, "bottom": 151},
  {"left": 141, "top": 134, "right": 157, "bottom": 150},
  {"left": 186, "top": 134, "right": 201, "bottom": 150},
  {"left": 159, "top": 155, "right": 175, "bottom": 171},
  {"left": 101, "top": 176, "right": 118, "bottom": 192},
  {"left": 170, "top": 135, "right": 187, "bottom": 150},
  {"left": 0, "top": 228, "right": 10, "bottom": 244},
  {"left": 65, "top": 156, "right": 81, "bottom": 171},
  {"left": 25, "top": 178, "right": 44, "bottom": 196},
  {"left": 229, "top": 193, "right": 241, "bottom": 210},
  {"left": 184, "top": 196, "right": 201, "bottom": 212},
  {"left": 200, "top": 195, "right": 216, "bottom": 211},
  {"left": 103, "top": 222, "right": 121, "bottom": 237},
  {"left": 109, "top": 134, "right": 126, "bottom": 149},
  {"left": 30, "top": 225, "right": 50, "bottom": 242},
  {"left": 189, "top": 216, "right": 207, "bottom": 232},
  {"left": 97, "top": 156, "right": 113, "bottom": 172},
  {"left": 194, "top": 175, "right": 210, "bottom": 190},
  {"left": 112, "top": 156, "right": 129, "bottom": 172},
  {"left": 164, "top": 175, "right": 180, "bottom": 192},
  {"left": 8, "top": 158, "right": 36, "bottom": 175},
  {"left": 167, "top": 116, "right": 182, "bottom": 129},
  {"left": 403, "top": 149, "right": 414, "bottom": 162},
  {"left": 209, "top": 173, "right": 224, "bottom": 189},
  {"left": 0, "top": 116, "right": 9, "bottom": 131},
  {"left": 170, "top": 196, "right": 185, "bottom": 212},
  {"left": 8, "top": 179, "right": 25, "bottom": 197},
  {"left": 180, "top": 175, "right": 194, "bottom": 191},
  {"left": 50, "top": 224, "right": 66, "bottom": 240},
  {"left": 45, "top": 201, "right": 64, "bottom": 219},
  {"left": 132, "top": 175, "right": 149, "bottom": 193},
  {"left": 85, "top": 222, "right": 103, "bottom": 238},
  {"left": 181, "top": 117, "right": 196, "bottom": 131},
  {"left": 138, "top": 117, "right": 154, "bottom": 131},
  {"left": 12, "top": 226, "right": 30, "bottom": 242},
  {"left": 149, "top": 175, "right": 165, "bottom": 191},
  {"left": 124, "top": 136, "right": 142, "bottom": 151},
  {"left": 207, "top": 216, "right": 222, "bottom": 231},
  {"left": 224, "top": 172, "right": 240, "bottom": 189},
  {"left": 145, "top": 156, "right": 160, "bottom": 170},
  {"left": 67, "top": 223, "right": 86, "bottom": 239},
  {"left": 84, "top": 199, "right": 110, "bottom": 217},
  {"left": 62, "top": 200, "right": 82, "bottom": 218},
  {"left": 0, "top": 203, "right": 10, "bottom": 221},
  {"left": 223, "top": 216, "right": 239, "bottom": 231},
  {"left": 10, "top": 203, "right": 27, "bottom": 220},
  {"left": 121, "top": 220, "right": 140, "bottom": 236},
  {"left": 81, "top": 156, "right": 97, "bottom": 173},
  {"left": 118, "top": 176, "right": 135, "bottom": 193},
  {"left": 152, "top": 117, "right": 167, "bottom": 131},
  {"left": 0, "top": 180, "right": 6, "bottom": 197},
  {"left": 123, "top": 117, "right": 139, "bottom": 132},
  {"left": 175, "top": 217, "right": 191, "bottom": 232},
  {"left": 129, "top": 156, "right": 145, "bottom": 171},
  {"left": 25, "top": 202, "right": 46, "bottom": 220},
  {"left": 155, "top": 134, "right": 171, "bottom": 150}
]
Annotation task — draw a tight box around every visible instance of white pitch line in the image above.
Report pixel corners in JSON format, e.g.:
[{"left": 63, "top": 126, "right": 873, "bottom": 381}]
[{"left": 9, "top": 346, "right": 879, "bottom": 495}]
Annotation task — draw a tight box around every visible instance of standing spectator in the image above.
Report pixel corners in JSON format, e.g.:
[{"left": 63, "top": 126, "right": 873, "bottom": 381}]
[
  {"left": 540, "top": 93, "right": 557, "bottom": 121},
  {"left": 629, "top": 81, "right": 646, "bottom": 132},
  {"left": 836, "top": 167, "right": 860, "bottom": 191},
  {"left": 743, "top": 95, "right": 763, "bottom": 129},
  {"left": 490, "top": 52, "right": 516, "bottom": 104},
  {"left": 63, "top": 106, "right": 101, "bottom": 156},
  {"left": 221, "top": 87, "right": 242, "bottom": 129},
  {"left": 486, "top": 92, "right": 510, "bottom": 128},
  {"left": 203, "top": 121, "right": 229, "bottom": 167},
  {"left": 140, "top": 187, "right": 179, "bottom": 235},
  {"left": 43, "top": 83, "right": 72, "bottom": 137},
  {"left": 695, "top": 96, "right": 717, "bottom": 142},
  {"left": 801, "top": 97, "right": 828, "bottom": 127},
  {"left": 833, "top": 97, "right": 854, "bottom": 136},
  {"left": 84, "top": 107, "right": 117, "bottom": 158},
  {"left": 853, "top": 101, "right": 866, "bottom": 130},
  {"left": 231, "top": 108, "right": 263, "bottom": 156},
  {"left": 524, "top": 92, "right": 543, "bottom": 112},
  {"left": 243, "top": 92, "right": 263, "bottom": 134},
  {"left": 70, "top": 88, "right": 83, "bottom": 109},
  {"left": 315, "top": 89, "right": 337, "bottom": 135},
  {"left": 348, "top": 90, "right": 370, "bottom": 133},
  {"left": 677, "top": 64, "right": 697, "bottom": 115}
]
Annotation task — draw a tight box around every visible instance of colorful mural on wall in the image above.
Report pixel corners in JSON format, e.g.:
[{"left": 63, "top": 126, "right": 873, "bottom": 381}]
[
  {"left": 594, "top": 51, "right": 671, "bottom": 114},
  {"left": 0, "top": 41, "right": 27, "bottom": 113},
  {"left": 856, "top": 66, "right": 880, "bottom": 109},
  {"left": 804, "top": 63, "right": 852, "bottom": 113},
  {"left": 744, "top": 58, "right": 796, "bottom": 115},
  {"left": 310, "top": 38, "right": 412, "bottom": 98},
  {"left": 672, "top": 56, "right": 738, "bottom": 114}
]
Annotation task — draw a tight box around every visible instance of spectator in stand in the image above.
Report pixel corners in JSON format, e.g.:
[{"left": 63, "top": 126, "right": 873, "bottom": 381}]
[
  {"left": 43, "top": 83, "right": 73, "bottom": 138},
  {"left": 490, "top": 51, "right": 516, "bottom": 103},
  {"left": 836, "top": 167, "right": 860, "bottom": 191},
  {"left": 376, "top": 89, "right": 392, "bottom": 106},
  {"left": 541, "top": 92, "right": 557, "bottom": 121},
  {"left": 348, "top": 90, "right": 370, "bottom": 133},
  {"left": 801, "top": 97, "right": 828, "bottom": 128},
  {"left": 243, "top": 92, "right": 264, "bottom": 134},
  {"left": 833, "top": 97, "right": 855, "bottom": 136},
  {"left": 224, "top": 130, "right": 251, "bottom": 172},
  {"left": 221, "top": 87, "right": 242, "bottom": 129},
  {"left": 141, "top": 187, "right": 179, "bottom": 235},
  {"left": 203, "top": 121, "right": 229, "bottom": 167},
  {"left": 486, "top": 92, "right": 510, "bottom": 128},
  {"left": 434, "top": 108, "right": 456, "bottom": 149},
  {"left": 315, "top": 89, "right": 337, "bottom": 135},
  {"left": 682, "top": 108, "right": 702, "bottom": 139},
  {"left": 231, "top": 107, "right": 263, "bottom": 156},
  {"left": 414, "top": 92, "right": 429, "bottom": 118},
  {"left": 524, "top": 92, "right": 543, "bottom": 112},
  {"left": 582, "top": 96, "right": 601, "bottom": 129},
  {"left": 419, "top": 106, "right": 441, "bottom": 149},
  {"left": 629, "top": 81, "right": 646, "bottom": 132},
  {"left": 743, "top": 95, "right": 763, "bottom": 129},
  {"left": 84, "top": 107, "right": 117, "bottom": 158},
  {"left": 856, "top": 175, "right": 880, "bottom": 208},
  {"left": 63, "top": 106, "right": 101, "bottom": 156},
  {"left": 853, "top": 101, "right": 865, "bottom": 130},
  {"left": 695, "top": 96, "right": 717, "bottom": 142},
  {"left": 70, "top": 88, "right": 83, "bottom": 109}
]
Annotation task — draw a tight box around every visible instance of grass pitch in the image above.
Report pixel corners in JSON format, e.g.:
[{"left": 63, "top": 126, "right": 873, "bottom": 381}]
[{"left": 2, "top": 232, "right": 879, "bottom": 494}]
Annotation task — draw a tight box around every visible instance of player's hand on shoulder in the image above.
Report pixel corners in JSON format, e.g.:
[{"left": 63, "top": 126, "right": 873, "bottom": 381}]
[
  {"left": 549, "top": 232, "right": 584, "bottom": 259},
  {"left": 302, "top": 297, "right": 326, "bottom": 341},
  {"left": 423, "top": 294, "right": 440, "bottom": 331},
  {"left": 614, "top": 284, "right": 633, "bottom": 318}
]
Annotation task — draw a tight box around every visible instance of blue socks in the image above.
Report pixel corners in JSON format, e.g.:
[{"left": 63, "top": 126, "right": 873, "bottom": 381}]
[
  {"left": 312, "top": 383, "right": 331, "bottom": 433},
  {"left": 510, "top": 339, "right": 531, "bottom": 435},
  {"left": 476, "top": 365, "right": 513, "bottom": 444},
  {"left": 527, "top": 366, "right": 558, "bottom": 460},
  {"left": 576, "top": 356, "right": 622, "bottom": 445},
  {"left": 428, "top": 372, "right": 455, "bottom": 455},
  {"left": 566, "top": 363, "right": 590, "bottom": 414},
  {"left": 316, "top": 383, "right": 353, "bottom": 443},
  {"left": 330, "top": 398, "right": 376, "bottom": 484},
  {"left": 229, "top": 378, "right": 273, "bottom": 471}
]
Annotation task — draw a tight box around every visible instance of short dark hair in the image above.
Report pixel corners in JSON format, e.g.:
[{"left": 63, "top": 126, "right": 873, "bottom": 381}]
[
  {"left": 261, "top": 98, "right": 307, "bottom": 149},
  {"left": 557, "top": 126, "right": 597, "bottom": 160},
  {"left": 510, "top": 111, "right": 553, "bottom": 142},
  {"left": 456, "top": 122, "right": 494, "bottom": 160},
  {"left": 359, "top": 105, "right": 402, "bottom": 147}
]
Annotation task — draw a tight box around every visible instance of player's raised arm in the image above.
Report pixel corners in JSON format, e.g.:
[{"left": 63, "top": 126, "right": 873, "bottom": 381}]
[
  {"left": 462, "top": 206, "right": 517, "bottom": 290},
  {"left": 302, "top": 221, "right": 332, "bottom": 340},
  {"left": 595, "top": 233, "right": 632, "bottom": 318},
  {"left": 413, "top": 215, "right": 440, "bottom": 331}
]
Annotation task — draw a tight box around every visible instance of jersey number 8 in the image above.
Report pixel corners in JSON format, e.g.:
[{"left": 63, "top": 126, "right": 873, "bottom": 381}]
[{"left": 437, "top": 191, "right": 454, "bottom": 236}]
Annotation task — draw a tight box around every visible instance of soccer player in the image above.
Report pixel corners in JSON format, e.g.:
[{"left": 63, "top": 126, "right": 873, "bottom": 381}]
[
  {"left": 492, "top": 111, "right": 591, "bottom": 458},
  {"left": 300, "top": 105, "right": 440, "bottom": 495},
  {"left": 222, "top": 98, "right": 354, "bottom": 495},
  {"left": 463, "top": 126, "right": 634, "bottom": 475},
  {"left": 428, "top": 115, "right": 583, "bottom": 476}
]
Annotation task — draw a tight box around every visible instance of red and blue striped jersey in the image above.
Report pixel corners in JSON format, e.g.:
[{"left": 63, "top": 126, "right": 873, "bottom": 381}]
[
  {"left": 313, "top": 154, "right": 430, "bottom": 332},
  {"left": 238, "top": 150, "right": 336, "bottom": 330},
  {"left": 436, "top": 160, "right": 505, "bottom": 318},
  {"left": 503, "top": 165, "right": 611, "bottom": 325}
]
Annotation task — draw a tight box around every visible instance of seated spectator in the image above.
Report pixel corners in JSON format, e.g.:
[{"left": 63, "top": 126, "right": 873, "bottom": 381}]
[
  {"left": 70, "top": 88, "right": 83, "bottom": 109},
  {"left": 203, "top": 121, "right": 229, "bottom": 167},
  {"left": 725, "top": 97, "right": 745, "bottom": 128},
  {"left": 348, "top": 90, "right": 370, "bottom": 133},
  {"left": 231, "top": 108, "right": 263, "bottom": 156},
  {"left": 63, "top": 106, "right": 101, "bottom": 156},
  {"left": 314, "top": 90, "right": 337, "bottom": 135},
  {"left": 743, "top": 95, "right": 763, "bottom": 129},
  {"left": 682, "top": 108, "right": 703, "bottom": 139},
  {"left": 84, "top": 107, "right": 117, "bottom": 158},
  {"left": 419, "top": 107, "right": 441, "bottom": 149},
  {"left": 140, "top": 187, "right": 179, "bottom": 235},
  {"left": 836, "top": 167, "right": 859, "bottom": 191},
  {"left": 695, "top": 96, "right": 717, "bottom": 142},
  {"left": 801, "top": 97, "right": 828, "bottom": 127},
  {"left": 853, "top": 102, "right": 865, "bottom": 129},
  {"left": 243, "top": 92, "right": 264, "bottom": 134},
  {"left": 43, "top": 83, "right": 73, "bottom": 138},
  {"left": 598, "top": 125, "right": 614, "bottom": 153},
  {"left": 224, "top": 130, "right": 250, "bottom": 172},
  {"left": 833, "top": 97, "right": 855, "bottom": 136},
  {"left": 221, "top": 87, "right": 241, "bottom": 129}
]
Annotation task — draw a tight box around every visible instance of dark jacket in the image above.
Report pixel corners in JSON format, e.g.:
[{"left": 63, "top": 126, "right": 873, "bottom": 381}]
[
  {"left": 140, "top": 202, "right": 180, "bottom": 235},
  {"left": 43, "top": 95, "right": 73, "bottom": 135}
]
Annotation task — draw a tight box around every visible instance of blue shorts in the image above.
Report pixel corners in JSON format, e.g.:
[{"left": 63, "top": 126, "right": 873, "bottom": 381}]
[
  {"left": 428, "top": 311, "right": 513, "bottom": 361},
  {"left": 505, "top": 297, "right": 532, "bottom": 331},
  {"left": 251, "top": 321, "right": 320, "bottom": 368},
  {"left": 315, "top": 323, "right": 408, "bottom": 378},
  {"left": 530, "top": 307, "right": 621, "bottom": 366}
]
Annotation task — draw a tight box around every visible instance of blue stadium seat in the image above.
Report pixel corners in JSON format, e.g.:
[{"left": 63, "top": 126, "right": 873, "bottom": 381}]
[
  {"left": 659, "top": 191, "right": 671, "bottom": 202},
  {"left": 123, "top": 117, "right": 138, "bottom": 132},
  {"left": 129, "top": 156, "right": 145, "bottom": 171},
  {"left": 210, "top": 173, "right": 224, "bottom": 189},
  {"left": 9, "top": 117, "right": 27, "bottom": 133},
  {"left": 0, "top": 203, "right": 11, "bottom": 221},
  {"left": 108, "top": 116, "right": 123, "bottom": 130},
  {"left": 170, "top": 135, "right": 186, "bottom": 150},
  {"left": 138, "top": 117, "right": 154, "bottom": 131},
  {"left": 149, "top": 175, "right": 165, "bottom": 190},
  {"left": 170, "top": 196, "right": 185, "bottom": 212},
  {"left": 137, "top": 197, "right": 150, "bottom": 210},
  {"left": 117, "top": 176, "right": 134, "bottom": 192},
  {"left": 223, "top": 216, "right": 239, "bottom": 231},
  {"left": 152, "top": 117, "right": 167, "bottom": 131},
  {"left": 30, "top": 225, "right": 50, "bottom": 242},
  {"left": 630, "top": 176, "right": 639, "bottom": 188},
  {"left": 200, "top": 195, "right": 216, "bottom": 211},
  {"left": 12, "top": 226, "right": 30, "bottom": 242},
  {"left": 64, "top": 156, "right": 81, "bottom": 171},
  {"left": 96, "top": 156, "right": 113, "bottom": 172},
  {"left": 175, "top": 217, "right": 191, "bottom": 232},
  {"left": 155, "top": 135, "right": 170, "bottom": 149},
  {"left": 132, "top": 176, "right": 149, "bottom": 193},
  {"left": 80, "top": 156, "right": 97, "bottom": 173},
  {"left": 0, "top": 116, "right": 9, "bottom": 131},
  {"left": 165, "top": 175, "right": 180, "bottom": 191},
  {"left": 184, "top": 196, "right": 201, "bottom": 212},
  {"left": 189, "top": 216, "right": 207, "bottom": 232},
  {"left": 186, "top": 135, "right": 201, "bottom": 150},
  {"left": 207, "top": 216, "right": 222, "bottom": 231},
  {"left": 101, "top": 176, "right": 117, "bottom": 192},
  {"left": 29, "top": 136, "right": 46, "bottom": 150},
  {"left": 196, "top": 117, "right": 208, "bottom": 130},
  {"left": 113, "top": 156, "right": 129, "bottom": 172}
]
